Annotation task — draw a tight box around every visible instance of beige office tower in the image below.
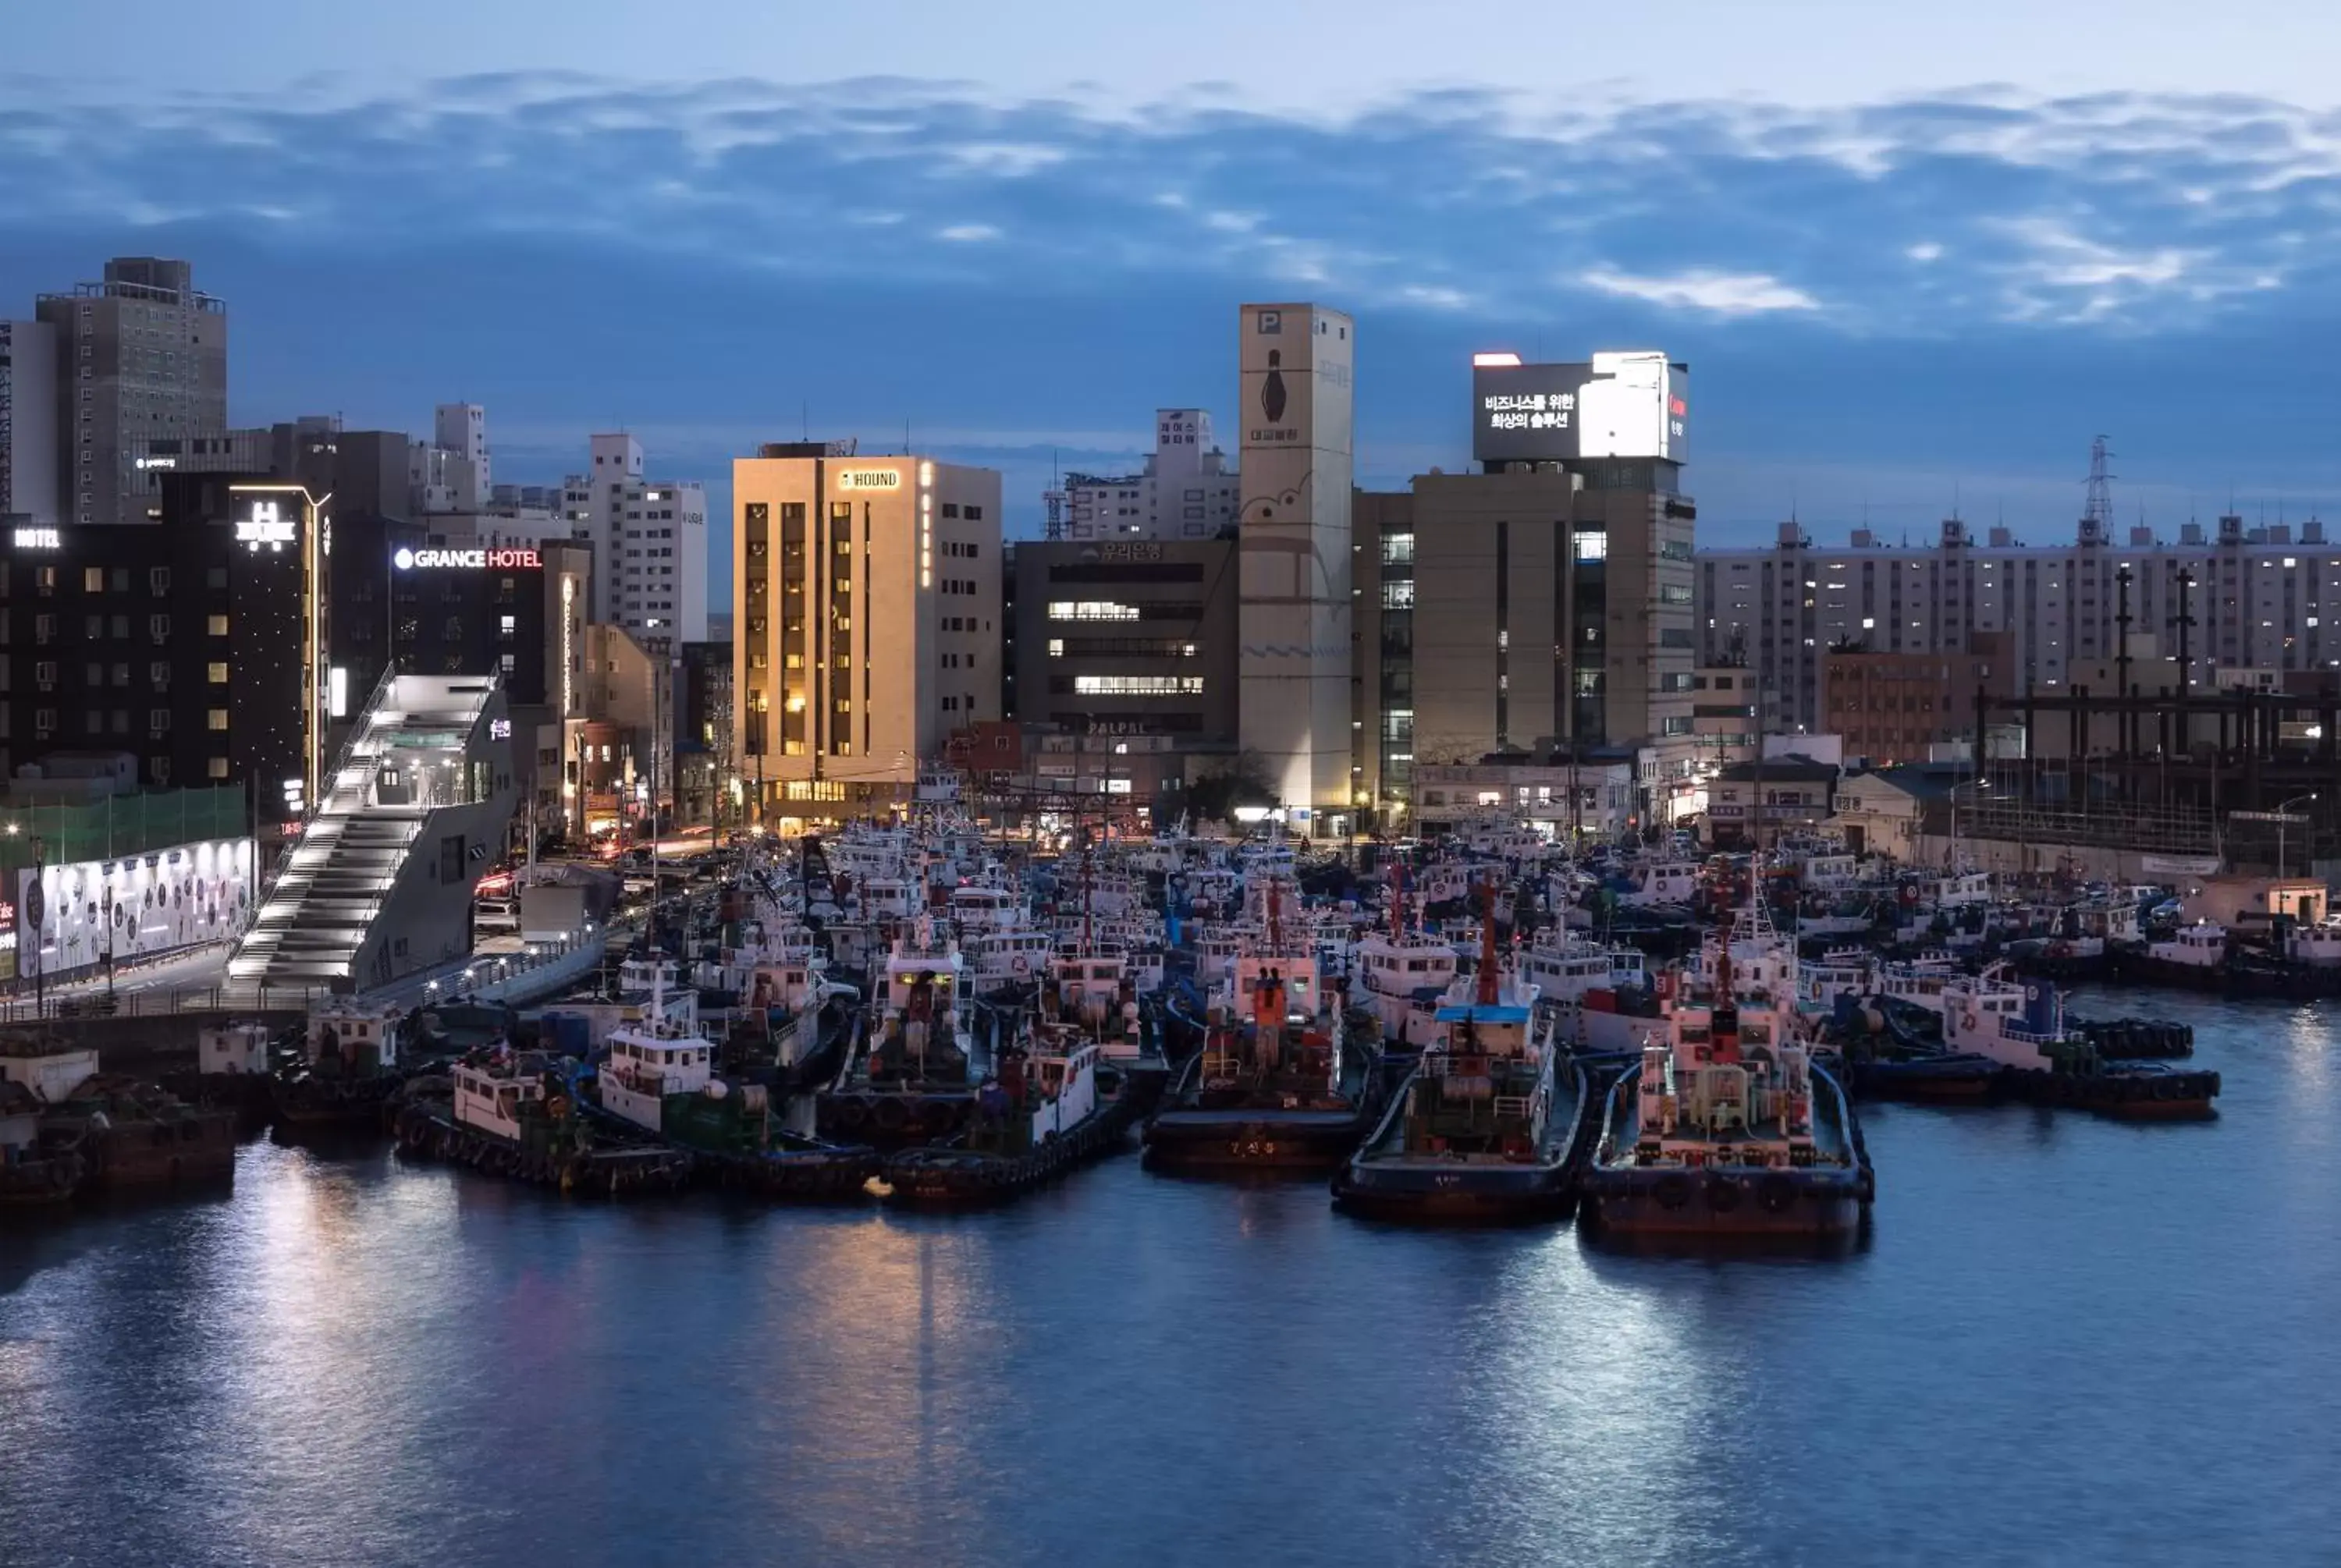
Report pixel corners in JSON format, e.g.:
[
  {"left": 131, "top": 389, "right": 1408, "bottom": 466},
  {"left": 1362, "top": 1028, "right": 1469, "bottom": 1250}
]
[
  {"left": 1237, "top": 303, "right": 1355, "bottom": 825},
  {"left": 730, "top": 445, "right": 1002, "bottom": 820}
]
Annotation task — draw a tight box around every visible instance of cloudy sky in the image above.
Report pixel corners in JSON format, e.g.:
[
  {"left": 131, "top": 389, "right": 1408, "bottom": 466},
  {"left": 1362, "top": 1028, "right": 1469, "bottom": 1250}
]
[{"left": 10, "top": 0, "right": 2341, "bottom": 555}]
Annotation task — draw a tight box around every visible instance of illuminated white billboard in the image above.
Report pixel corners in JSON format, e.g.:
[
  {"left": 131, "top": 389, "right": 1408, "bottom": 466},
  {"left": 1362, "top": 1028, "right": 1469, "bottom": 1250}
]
[
  {"left": 16, "top": 839, "right": 255, "bottom": 979},
  {"left": 1471, "top": 351, "right": 1689, "bottom": 465}
]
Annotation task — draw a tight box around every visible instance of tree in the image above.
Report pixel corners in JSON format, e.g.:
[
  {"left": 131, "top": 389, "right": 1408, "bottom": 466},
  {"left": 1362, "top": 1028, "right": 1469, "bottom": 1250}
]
[{"left": 1184, "top": 750, "right": 1277, "bottom": 827}]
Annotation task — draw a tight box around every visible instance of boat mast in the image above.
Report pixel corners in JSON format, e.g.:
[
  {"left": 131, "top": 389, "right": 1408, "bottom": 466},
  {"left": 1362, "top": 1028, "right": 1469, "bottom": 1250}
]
[{"left": 1476, "top": 874, "right": 1501, "bottom": 1008}]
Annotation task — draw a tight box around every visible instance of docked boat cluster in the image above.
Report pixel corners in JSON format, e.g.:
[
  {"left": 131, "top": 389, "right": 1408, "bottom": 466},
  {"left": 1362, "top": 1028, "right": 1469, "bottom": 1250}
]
[{"left": 4, "top": 820, "right": 2256, "bottom": 1239}]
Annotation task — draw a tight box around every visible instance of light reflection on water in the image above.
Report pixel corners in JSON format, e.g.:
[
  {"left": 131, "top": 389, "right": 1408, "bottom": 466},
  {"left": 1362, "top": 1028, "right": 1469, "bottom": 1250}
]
[{"left": 2, "top": 994, "right": 2336, "bottom": 1567}]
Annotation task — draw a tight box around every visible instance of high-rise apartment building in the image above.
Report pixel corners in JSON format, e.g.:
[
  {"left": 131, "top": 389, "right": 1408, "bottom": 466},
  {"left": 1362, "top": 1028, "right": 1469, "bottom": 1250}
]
[
  {"left": 731, "top": 444, "right": 1002, "bottom": 818},
  {"left": 1237, "top": 303, "right": 1355, "bottom": 823},
  {"left": 1052, "top": 409, "right": 1241, "bottom": 541},
  {"left": 1694, "top": 514, "right": 2341, "bottom": 733},
  {"left": 0, "top": 320, "right": 59, "bottom": 524},
  {"left": 410, "top": 403, "right": 488, "bottom": 513},
  {"left": 562, "top": 433, "right": 709, "bottom": 646},
  {"left": 34, "top": 258, "right": 228, "bottom": 527}
]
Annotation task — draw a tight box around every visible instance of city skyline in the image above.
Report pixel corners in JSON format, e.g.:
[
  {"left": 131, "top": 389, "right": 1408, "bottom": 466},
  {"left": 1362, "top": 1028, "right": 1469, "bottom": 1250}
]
[{"left": 13, "top": 16, "right": 2341, "bottom": 555}]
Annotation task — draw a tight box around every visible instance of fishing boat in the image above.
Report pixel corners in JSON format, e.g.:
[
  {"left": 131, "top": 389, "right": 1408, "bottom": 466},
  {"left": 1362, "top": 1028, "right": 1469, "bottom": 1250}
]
[
  {"left": 587, "top": 1005, "right": 877, "bottom": 1201},
  {"left": 1578, "top": 898, "right": 1873, "bottom": 1240},
  {"left": 0, "top": 1079, "right": 88, "bottom": 1207},
  {"left": 393, "top": 1044, "right": 693, "bottom": 1196},
  {"left": 1333, "top": 906, "right": 1588, "bottom": 1222},
  {"left": 1351, "top": 868, "right": 1458, "bottom": 1057},
  {"left": 1142, "top": 882, "right": 1382, "bottom": 1173},
  {"left": 1520, "top": 925, "right": 1661, "bottom": 1053},
  {"left": 2109, "top": 921, "right": 2233, "bottom": 992},
  {"left": 161, "top": 1020, "right": 280, "bottom": 1129},
  {"left": 968, "top": 924, "right": 1058, "bottom": 998},
  {"left": 1941, "top": 965, "right": 2219, "bottom": 1117},
  {"left": 270, "top": 999, "right": 408, "bottom": 1134},
  {"left": 816, "top": 915, "right": 983, "bottom": 1149},
  {"left": 882, "top": 1020, "right": 1131, "bottom": 1208},
  {"left": 1876, "top": 952, "right": 1963, "bottom": 1015}
]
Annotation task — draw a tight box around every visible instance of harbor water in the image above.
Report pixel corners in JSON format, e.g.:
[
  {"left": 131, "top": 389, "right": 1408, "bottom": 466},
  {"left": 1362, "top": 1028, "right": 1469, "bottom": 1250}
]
[{"left": 3, "top": 988, "right": 2336, "bottom": 1567}]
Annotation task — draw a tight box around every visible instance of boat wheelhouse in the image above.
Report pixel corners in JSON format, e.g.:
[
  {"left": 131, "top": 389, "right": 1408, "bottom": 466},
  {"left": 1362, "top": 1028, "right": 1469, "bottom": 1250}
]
[
  {"left": 1621, "top": 860, "right": 1702, "bottom": 908},
  {"left": 597, "top": 1020, "right": 717, "bottom": 1135},
  {"left": 969, "top": 927, "right": 1058, "bottom": 994},
  {"left": 947, "top": 882, "right": 1027, "bottom": 934},
  {"left": 452, "top": 1050, "right": 555, "bottom": 1142},
  {"left": 1937, "top": 871, "right": 1992, "bottom": 908},
  {"left": 1353, "top": 928, "right": 1458, "bottom": 1048},
  {"left": 2147, "top": 922, "right": 2229, "bottom": 970}
]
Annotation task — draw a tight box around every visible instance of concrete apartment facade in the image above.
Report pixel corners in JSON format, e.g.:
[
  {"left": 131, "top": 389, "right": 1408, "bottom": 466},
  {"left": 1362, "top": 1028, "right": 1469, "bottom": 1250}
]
[
  {"left": 35, "top": 258, "right": 228, "bottom": 527},
  {"left": 1696, "top": 514, "right": 2341, "bottom": 736},
  {"left": 1054, "top": 409, "right": 1242, "bottom": 541},
  {"left": 563, "top": 433, "right": 709, "bottom": 647},
  {"left": 0, "top": 320, "right": 59, "bottom": 525}
]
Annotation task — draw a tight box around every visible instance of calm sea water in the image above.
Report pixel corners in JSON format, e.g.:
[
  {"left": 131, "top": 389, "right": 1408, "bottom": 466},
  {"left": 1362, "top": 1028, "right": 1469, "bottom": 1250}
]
[{"left": 3, "top": 988, "right": 2336, "bottom": 1568}]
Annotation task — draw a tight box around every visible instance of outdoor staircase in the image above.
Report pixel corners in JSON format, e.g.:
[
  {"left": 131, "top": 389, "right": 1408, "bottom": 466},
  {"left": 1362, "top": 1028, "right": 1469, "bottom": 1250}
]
[{"left": 229, "top": 676, "right": 496, "bottom": 988}]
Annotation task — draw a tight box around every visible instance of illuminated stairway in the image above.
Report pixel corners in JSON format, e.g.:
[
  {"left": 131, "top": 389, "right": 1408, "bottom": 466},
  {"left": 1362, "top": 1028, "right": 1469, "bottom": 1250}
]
[{"left": 229, "top": 676, "right": 510, "bottom": 990}]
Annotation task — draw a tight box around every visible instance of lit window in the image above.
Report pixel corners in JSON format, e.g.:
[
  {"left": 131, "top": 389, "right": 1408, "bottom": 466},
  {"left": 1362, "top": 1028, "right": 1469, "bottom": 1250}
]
[
  {"left": 207, "top": 708, "right": 229, "bottom": 731},
  {"left": 1071, "top": 675, "right": 1203, "bottom": 696}
]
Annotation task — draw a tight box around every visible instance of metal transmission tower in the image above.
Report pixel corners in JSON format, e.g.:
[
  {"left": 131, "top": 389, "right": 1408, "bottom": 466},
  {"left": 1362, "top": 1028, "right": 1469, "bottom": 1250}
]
[{"left": 2080, "top": 435, "right": 2115, "bottom": 545}]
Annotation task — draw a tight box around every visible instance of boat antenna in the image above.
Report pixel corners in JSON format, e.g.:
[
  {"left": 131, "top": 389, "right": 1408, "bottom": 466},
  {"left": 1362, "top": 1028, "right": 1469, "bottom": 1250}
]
[
  {"left": 1476, "top": 874, "right": 1501, "bottom": 1008},
  {"left": 1391, "top": 860, "right": 1406, "bottom": 944}
]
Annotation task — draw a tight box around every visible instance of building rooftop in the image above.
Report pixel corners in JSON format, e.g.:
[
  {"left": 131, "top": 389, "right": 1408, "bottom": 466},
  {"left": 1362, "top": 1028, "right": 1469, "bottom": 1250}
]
[
  {"left": 1717, "top": 755, "right": 1839, "bottom": 783},
  {"left": 1857, "top": 764, "right": 1964, "bottom": 804}
]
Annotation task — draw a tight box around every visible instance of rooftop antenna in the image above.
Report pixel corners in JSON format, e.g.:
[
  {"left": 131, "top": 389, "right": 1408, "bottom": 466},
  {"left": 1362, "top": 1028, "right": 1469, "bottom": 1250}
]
[
  {"left": 1952, "top": 480, "right": 1962, "bottom": 522},
  {"left": 801, "top": 401, "right": 809, "bottom": 442}
]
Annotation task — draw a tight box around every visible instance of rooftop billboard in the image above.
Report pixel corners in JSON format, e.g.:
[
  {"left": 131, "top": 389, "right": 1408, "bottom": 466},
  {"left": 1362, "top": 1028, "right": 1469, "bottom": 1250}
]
[{"left": 1471, "top": 351, "right": 1689, "bottom": 465}]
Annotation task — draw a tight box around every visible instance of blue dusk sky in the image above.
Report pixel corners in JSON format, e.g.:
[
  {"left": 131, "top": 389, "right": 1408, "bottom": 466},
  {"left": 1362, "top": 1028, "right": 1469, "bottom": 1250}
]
[{"left": 11, "top": 0, "right": 2341, "bottom": 567}]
